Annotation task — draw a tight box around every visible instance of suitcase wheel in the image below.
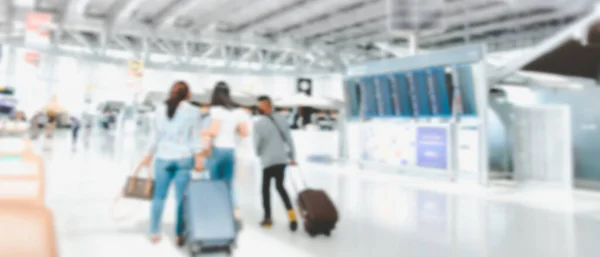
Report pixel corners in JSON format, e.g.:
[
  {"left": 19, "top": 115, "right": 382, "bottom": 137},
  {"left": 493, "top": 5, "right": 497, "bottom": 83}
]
[
  {"left": 324, "top": 230, "right": 331, "bottom": 237},
  {"left": 189, "top": 244, "right": 202, "bottom": 256}
]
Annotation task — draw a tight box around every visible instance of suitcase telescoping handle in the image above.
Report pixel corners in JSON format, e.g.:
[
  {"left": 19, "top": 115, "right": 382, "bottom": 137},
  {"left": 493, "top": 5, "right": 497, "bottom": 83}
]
[
  {"left": 190, "top": 170, "right": 211, "bottom": 180},
  {"left": 289, "top": 165, "right": 309, "bottom": 194}
]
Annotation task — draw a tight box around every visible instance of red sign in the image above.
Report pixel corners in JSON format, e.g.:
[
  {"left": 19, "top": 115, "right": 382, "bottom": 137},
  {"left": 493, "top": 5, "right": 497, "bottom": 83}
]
[
  {"left": 24, "top": 52, "right": 40, "bottom": 67},
  {"left": 25, "top": 12, "right": 52, "bottom": 44}
]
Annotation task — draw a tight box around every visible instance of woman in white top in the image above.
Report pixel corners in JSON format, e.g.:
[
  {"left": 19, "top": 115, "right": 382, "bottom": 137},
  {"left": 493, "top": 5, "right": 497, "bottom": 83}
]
[
  {"left": 202, "top": 81, "right": 248, "bottom": 226},
  {"left": 234, "top": 106, "right": 254, "bottom": 157}
]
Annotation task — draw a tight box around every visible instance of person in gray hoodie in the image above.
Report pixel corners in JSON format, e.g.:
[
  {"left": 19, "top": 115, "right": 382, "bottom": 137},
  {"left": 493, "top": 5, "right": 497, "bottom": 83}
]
[{"left": 254, "top": 95, "right": 298, "bottom": 231}]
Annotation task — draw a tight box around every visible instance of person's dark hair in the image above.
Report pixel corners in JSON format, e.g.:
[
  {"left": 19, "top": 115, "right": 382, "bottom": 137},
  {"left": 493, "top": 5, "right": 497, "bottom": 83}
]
[
  {"left": 210, "top": 81, "right": 236, "bottom": 109},
  {"left": 257, "top": 95, "right": 271, "bottom": 104},
  {"left": 165, "top": 81, "right": 190, "bottom": 119}
]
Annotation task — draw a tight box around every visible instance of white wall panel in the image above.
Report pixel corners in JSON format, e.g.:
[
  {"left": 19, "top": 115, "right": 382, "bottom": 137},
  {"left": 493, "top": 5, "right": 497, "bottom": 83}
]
[
  {"left": 13, "top": 48, "right": 45, "bottom": 116},
  {"left": 55, "top": 56, "right": 85, "bottom": 113},
  {"left": 312, "top": 74, "right": 343, "bottom": 100}
]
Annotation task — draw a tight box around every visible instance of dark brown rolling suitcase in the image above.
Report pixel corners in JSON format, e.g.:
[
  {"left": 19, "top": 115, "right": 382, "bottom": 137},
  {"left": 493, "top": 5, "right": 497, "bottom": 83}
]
[
  {"left": 265, "top": 115, "right": 339, "bottom": 237},
  {"left": 293, "top": 167, "right": 339, "bottom": 237}
]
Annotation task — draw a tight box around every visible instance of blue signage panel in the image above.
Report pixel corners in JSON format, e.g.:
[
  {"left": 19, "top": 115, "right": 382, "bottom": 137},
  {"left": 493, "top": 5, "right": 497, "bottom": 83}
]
[
  {"left": 361, "top": 77, "right": 379, "bottom": 117},
  {"left": 388, "top": 75, "right": 402, "bottom": 116},
  {"left": 442, "top": 69, "right": 455, "bottom": 115},
  {"left": 413, "top": 70, "right": 432, "bottom": 117},
  {"left": 426, "top": 67, "right": 452, "bottom": 117},
  {"left": 416, "top": 126, "right": 448, "bottom": 169},
  {"left": 405, "top": 73, "right": 421, "bottom": 117},
  {"left": 374, "top": 76, "right": 394, "bottom": 116},
  {"left": 391, "top": 74, "right": 414, "bottom": 117},
  {"left": 456, "top": 65, "right": 477, "bottom": 116},
  {"left": 425, "top": 70, "right": 440, "bottom": 116}
]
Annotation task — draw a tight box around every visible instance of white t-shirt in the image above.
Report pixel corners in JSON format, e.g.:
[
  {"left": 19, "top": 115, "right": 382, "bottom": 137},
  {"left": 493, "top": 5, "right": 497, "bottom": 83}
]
[
  {"left": 233, "top": 108, "right": 253, "bottom": 147},
  {"left": 210, "top": 106, "right": 243, "bottom": 148}
]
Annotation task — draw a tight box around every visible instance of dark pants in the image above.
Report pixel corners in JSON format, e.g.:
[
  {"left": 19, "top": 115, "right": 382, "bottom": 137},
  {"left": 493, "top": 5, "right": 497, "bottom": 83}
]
[
  {"left": 207, "top": 148, "right": 237, "bottom": 207},
  {"left": 262, "top": 164, "right": 293, "bottom": 219},
  {"left": 72, "top": 125, "right": 80, "bottom": 143}
]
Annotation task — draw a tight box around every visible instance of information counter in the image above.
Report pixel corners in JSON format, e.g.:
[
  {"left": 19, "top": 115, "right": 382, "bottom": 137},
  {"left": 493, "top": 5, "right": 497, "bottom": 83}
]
[{"left": 291, "top": 130, "right": 339, "bottom": 163}]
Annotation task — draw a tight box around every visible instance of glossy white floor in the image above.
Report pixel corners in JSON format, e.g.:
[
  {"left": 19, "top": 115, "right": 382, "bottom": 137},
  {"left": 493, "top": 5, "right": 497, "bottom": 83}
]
[{"left": 35, "top": 131, "right": 600, "bottom": 257}]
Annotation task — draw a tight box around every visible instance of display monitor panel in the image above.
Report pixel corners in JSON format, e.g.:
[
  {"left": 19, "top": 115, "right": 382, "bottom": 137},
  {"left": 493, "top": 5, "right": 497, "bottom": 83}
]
[
  {"left": 374, "top": 76, "right": 394, "bottom": 116},
  {"left": 426, "top": 67, "right": 452, "bottom": 117},
  {"left": 455, "top": 65, "right": 477, "bottom": 116},
  {"left": 444, "top": 68, "right": 455, "bottom": 114},
  {"left": 390, "top": 73, "right": 414, "bottom": 117},
  {"left": 361, "top": 77, "right": 379, "bottom": 117},
  {"left": 411, "top": 70, "right": 432, "bottom": 117}
]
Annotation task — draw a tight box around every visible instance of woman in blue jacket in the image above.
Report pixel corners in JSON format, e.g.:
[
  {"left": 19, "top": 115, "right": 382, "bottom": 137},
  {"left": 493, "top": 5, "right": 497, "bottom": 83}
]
[{"left": 139, "top": 81, "right": 204, "bottom": 245}]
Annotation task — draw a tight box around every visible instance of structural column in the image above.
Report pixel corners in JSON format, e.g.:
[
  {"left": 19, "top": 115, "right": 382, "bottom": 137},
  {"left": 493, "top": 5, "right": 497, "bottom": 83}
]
[{"left": 408, "top": 33, "right": 419, "bottom": 55}]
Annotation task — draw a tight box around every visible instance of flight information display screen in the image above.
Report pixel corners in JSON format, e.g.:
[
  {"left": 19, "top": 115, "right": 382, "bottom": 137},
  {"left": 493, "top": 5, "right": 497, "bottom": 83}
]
[
  {"left": 373, "top": 76, "right": 393, "bottom": 116},
  {"left": 455, "top": 64, "right": 477, "bottom": 116},
  {"left": 361, "top": 78, "right": 379, "bottom": 117},
  {"left": 345, "top": 63, "right": 479, "bottom": 119},
  {"left": 411, "top": 70, "right": 431, "bottom": 117},
  {"left": 426, "top": 67, "right": 452, "bottom": 117},
  {"left": 390, "top": 73, "right": 414, "bottom": 117}
]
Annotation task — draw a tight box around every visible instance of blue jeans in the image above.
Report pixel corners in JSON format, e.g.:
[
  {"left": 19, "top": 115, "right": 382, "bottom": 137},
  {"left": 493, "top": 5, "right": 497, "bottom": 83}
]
[
  {"left": 151, "top": 157, "right": 193, "bottom": 236},
  {"left": 207, "top": 147, "right": 237, "bottom": 207}
]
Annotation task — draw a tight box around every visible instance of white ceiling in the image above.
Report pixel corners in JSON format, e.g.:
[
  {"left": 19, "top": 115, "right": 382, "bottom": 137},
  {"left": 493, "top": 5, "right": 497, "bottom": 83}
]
[{"left": 0, "top": 0, "right": 596, "bottom": 74}]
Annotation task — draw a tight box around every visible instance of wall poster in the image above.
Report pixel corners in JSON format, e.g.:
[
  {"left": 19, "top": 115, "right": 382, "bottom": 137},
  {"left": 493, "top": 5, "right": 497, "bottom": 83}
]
[
  {"left": 416, "top": 126, "right": 448, "bottom": 169},
  {"left": 359, "top": 121, "right": 416, "bottom": 166}
]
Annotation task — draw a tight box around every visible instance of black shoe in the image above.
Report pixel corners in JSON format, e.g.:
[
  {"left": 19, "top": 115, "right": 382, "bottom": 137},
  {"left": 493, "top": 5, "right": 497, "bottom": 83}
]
[
  {"left": 260, "top": 219, "right": 273, "bottom": 229},
  {"left": 290, "top": 221, "right": 298, "bottom": 232}
]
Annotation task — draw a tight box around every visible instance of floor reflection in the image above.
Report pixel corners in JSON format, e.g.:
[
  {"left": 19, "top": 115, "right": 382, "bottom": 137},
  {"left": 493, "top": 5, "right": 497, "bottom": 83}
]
[{"left": 28, "top": 132, "right": 600, "bottom": 257}]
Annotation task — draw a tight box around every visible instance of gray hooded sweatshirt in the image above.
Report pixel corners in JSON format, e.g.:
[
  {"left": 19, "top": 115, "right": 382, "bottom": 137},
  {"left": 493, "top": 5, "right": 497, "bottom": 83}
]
[{"left": 253, "top": 113, "right": 296, "bottom": 168}]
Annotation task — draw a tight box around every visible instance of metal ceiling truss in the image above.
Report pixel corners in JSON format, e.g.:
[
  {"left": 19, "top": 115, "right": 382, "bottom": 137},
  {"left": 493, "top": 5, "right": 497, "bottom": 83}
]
[
  {"left": 282, "top": 0, "right": 385, "bottom": 41},
  {"left": 318, "top": 0, "right": 589, "bottom": 61},
  {"left": 234, "top": 0, "right": 316, "bottom": 34},
  {"left": 420, "top": 5, "right": 584, "bottom": 45},
  {"left": 188, "top": 0, "right": 259, "bottom": 33},
  {"left": 2, "top": 0, "right": 597, "bottom": 75},
  {"left": 2, "top": 5, "right": 336, "bottom": 74},
  {"left": 3, "top": 36, "right": 331, "bottom": 76}
]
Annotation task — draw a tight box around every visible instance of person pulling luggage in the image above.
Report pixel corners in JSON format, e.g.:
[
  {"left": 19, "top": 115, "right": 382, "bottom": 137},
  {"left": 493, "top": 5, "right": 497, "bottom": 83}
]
[
  {"left": 201, "top": 81, "right": 248, "bottom": 230},
  {"left": 254, "top": 95, "right": 298, "bottom": 231},
  {"left": 70, "top": 115, "right": 81, "bottom": 150},
  {"left": 138, "top": 81, "right": 204, "bottom": 246}
]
